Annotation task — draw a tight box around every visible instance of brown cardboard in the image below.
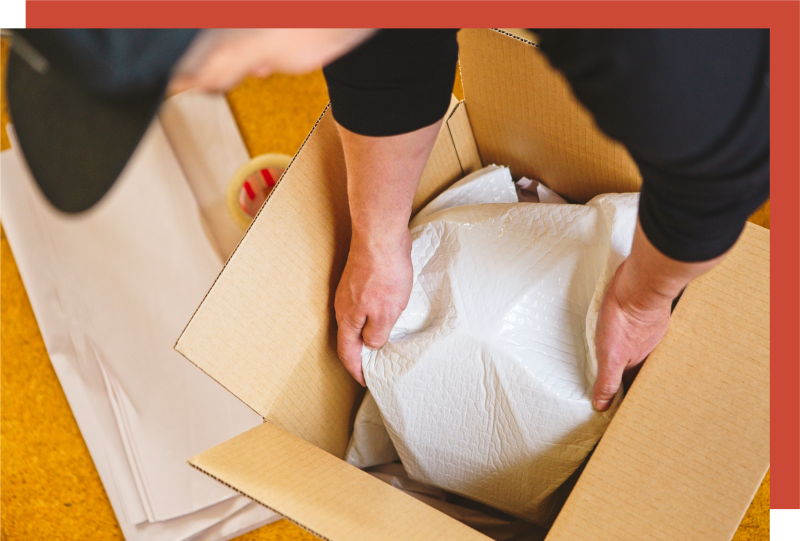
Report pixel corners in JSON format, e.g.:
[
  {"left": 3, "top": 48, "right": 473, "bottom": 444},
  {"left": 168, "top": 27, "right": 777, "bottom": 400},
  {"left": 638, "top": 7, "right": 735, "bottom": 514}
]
[
  {"left": 546, "top": 223, "right": 769, "bottom": 540},
  {"left": 176, "top": 95, "right": 470, "bottom": 459},
  {"left": 446, "top": 102, "right": 483, "bottom": 177},
  {"left": 177, "top": 105, "right": 357, "bottom": 457},
  {"left": 177, "top": 29, "right": 769, "bottom": 541},
  {"left": 410, "top": 95, "right": 465, "bottom": 214},
  {"left": 190, "top": 422, "right": 491, "bottom": 541},
  {"left": 458, "top": 29, "right": 642, "bottom": 203}
]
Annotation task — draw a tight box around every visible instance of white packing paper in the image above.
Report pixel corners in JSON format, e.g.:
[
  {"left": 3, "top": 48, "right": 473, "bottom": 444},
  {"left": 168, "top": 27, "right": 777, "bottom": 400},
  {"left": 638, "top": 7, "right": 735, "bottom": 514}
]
[
  {"left": 515, "top": 177, "right": 568, "bottom": 205},
  {"left": 1, "top": 90, "right": 280, "bottom": 541},
  {"left": 159, "top": 91, "right": 251, "bottom": 261}
]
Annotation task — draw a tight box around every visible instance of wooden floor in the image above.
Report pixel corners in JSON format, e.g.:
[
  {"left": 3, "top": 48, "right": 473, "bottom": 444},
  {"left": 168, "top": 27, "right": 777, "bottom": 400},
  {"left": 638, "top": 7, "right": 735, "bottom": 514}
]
[{"left": 0, "top": 36, "right": 769, "bottom": 541}]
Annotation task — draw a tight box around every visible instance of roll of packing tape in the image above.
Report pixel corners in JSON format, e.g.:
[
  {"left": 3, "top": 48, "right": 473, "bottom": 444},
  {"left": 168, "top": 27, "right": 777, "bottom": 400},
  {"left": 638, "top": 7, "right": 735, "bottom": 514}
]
[{"left": 227, "top": 153, "right": 293, "bottom": 230}]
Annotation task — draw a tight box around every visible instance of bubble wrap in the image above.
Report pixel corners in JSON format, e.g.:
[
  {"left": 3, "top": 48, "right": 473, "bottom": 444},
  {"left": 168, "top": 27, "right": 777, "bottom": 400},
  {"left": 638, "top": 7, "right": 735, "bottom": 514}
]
[{"left": 359, "top": 166, "right": 638, "bottom": 524}]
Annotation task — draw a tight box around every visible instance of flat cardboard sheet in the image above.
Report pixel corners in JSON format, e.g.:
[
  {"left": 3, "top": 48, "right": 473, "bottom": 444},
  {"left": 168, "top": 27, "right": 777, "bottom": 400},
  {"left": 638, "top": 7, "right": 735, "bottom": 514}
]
[{"left": 548, "top": 223, "right": 769, "bottom": 540}]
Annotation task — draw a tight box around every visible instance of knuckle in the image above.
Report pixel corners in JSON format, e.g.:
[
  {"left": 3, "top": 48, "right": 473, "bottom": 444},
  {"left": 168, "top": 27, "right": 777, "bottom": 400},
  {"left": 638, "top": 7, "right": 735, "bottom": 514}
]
[
  {"left": 370, "top": 312, "right": 393, "bottom": 329},
  {"left": 362, "top": 336, "right": 386, "bottom": 349},
  {"left": 595, "top": 380, "right": 619, "bottom": 397}
]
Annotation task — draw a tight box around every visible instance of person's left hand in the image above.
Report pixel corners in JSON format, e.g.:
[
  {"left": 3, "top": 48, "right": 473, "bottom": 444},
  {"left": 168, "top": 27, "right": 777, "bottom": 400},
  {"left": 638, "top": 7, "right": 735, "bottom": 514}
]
[{"left": 591, "top": 260, "right": 672, "bottom": 412}]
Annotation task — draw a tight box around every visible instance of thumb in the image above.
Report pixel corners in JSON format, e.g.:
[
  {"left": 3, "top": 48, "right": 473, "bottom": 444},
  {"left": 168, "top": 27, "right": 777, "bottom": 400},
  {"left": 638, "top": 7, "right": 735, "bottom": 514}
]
[
  {"left": 337, "top": 318, "right": 367, "bottom": 387},
  {"left": 361, "top": 312, "right": 396, "bottom": 350},
  {"left": 592, "top": 358, "right": 626, "bottom": 412}
]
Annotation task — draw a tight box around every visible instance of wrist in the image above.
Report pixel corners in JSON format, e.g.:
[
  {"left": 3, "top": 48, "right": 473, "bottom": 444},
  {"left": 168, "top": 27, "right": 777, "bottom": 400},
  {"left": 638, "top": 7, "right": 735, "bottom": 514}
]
[
  {"left": 350, "top": 223, "right": 411, "bottom": 259},
  {"left": 614, "top": 258, "right": 683, "bottom": 314}
]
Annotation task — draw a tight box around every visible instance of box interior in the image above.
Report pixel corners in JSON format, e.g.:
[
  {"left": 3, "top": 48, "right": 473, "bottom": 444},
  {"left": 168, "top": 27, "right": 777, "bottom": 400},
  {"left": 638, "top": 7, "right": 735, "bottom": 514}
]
[{"left": 176, "top": 29, "right": 769, "bottom": 541}]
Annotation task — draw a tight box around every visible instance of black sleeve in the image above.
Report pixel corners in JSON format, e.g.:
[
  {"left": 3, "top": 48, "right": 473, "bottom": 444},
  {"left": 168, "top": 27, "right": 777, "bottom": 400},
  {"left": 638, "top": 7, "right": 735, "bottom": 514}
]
[
  {"left": 322, "top": 29, "right": 459, "bottom": 136},
  {"left": 534, "top": 29, "right": 770, "bottom": 262}
]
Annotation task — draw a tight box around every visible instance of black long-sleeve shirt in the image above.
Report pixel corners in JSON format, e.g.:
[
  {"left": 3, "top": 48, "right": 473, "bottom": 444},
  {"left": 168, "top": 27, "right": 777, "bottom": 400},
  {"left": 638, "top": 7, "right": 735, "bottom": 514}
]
[{"left": 323, "top": 29, "right": 769, "bottom": 262}]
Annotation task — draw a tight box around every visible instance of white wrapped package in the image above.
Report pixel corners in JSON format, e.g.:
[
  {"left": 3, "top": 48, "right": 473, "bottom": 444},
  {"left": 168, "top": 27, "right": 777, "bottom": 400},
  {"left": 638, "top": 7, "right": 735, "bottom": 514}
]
[
  {"left": 347, "top": 165, "right": 518, "bottom": 470},
  {"left": 360, "top": 167, "right": 638, "bottom": 524}
]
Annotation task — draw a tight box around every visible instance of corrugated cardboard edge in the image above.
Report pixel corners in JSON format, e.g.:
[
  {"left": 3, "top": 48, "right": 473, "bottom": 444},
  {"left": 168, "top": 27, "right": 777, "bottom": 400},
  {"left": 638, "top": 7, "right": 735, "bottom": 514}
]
[
  {"left": 174, "top": 103, "right": 330, "bottom": 355},
  {"left": 174, "top": 96, "right": 462, "bottom": 359},
  {"left": 173, "top": 105, "right": 333, "bottom": 421},
  {"left": 174, "top": 95, "right": 482, "bottom": 458},
  {"left": 188, "top": 422, "right": 492, "bottom": 541},
  {"left": 446, "top": 102, "right": 482, "bottom": 175},
  {"left": 411, "top": 97, "right": 470, "bottom": 214},
  {"left": 175, "top": 105, "right": 359, "bottom": 457},
  {"left": 546, "top": 223, "right": 770, "bottom": 540}
]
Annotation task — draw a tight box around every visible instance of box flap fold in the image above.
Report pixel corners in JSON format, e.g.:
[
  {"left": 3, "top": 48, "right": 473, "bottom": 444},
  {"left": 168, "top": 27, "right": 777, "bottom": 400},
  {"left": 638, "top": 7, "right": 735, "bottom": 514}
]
[
  {"left": 176, "top": 99, "right": 486, "bottom": 457},
  {"left": 190, "top": 422, "right": 491, "bottom": 541}
]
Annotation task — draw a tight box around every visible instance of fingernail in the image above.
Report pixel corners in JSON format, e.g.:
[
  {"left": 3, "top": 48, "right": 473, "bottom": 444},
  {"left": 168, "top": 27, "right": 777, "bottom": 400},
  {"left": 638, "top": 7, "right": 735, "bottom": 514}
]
[{"left": 593, "top": 399, "right": 609, "bottom": 412}]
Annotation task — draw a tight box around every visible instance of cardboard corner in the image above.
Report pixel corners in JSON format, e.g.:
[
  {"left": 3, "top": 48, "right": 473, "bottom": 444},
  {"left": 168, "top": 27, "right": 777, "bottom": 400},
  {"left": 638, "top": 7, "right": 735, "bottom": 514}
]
[
  {"left": 175, "top": 106, "right": 358, "bottom": 457},
  {"left": 175, "top": 96, "right": 486, "bottom": 458},
  {"left": 446, "top": 102, "right": 483, "bottom": 176}
]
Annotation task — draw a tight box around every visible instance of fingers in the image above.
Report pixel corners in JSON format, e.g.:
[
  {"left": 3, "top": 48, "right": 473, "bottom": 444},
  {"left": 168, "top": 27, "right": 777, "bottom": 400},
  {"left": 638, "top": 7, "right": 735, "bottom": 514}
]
[
  {"left": 593, "top": 265, "right": 629, "bottom": 412},
  {"left": 592, "top": 259, "right": 672, "bottom": 412},
  {"left": 337, "top": 309, "right": 400, "bottom": 387},
  {"left": 336, "top": 317, "right": 367, "bottom": 387},
  {"left": 334, "top": 235, "right": 413, "bottom": 387},
  {"left": 592, "top": 357, "right": 626, "bottom": 412}
]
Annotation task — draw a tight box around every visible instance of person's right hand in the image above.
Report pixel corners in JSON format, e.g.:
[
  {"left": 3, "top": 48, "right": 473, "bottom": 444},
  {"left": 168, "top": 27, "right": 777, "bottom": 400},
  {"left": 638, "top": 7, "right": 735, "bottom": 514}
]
[
  {"left": 332, "top": 118, "right": 443, "bottom": 385},
  {"left": 168, "top": 29, "right": 375, "bottom": 95},
  {"left": 334, "top": 232, "right": 413, "bottom": 386}
]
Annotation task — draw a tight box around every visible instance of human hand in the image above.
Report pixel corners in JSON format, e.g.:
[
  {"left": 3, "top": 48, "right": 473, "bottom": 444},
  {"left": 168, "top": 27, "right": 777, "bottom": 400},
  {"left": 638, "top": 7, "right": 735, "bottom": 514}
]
[
  {"left": 334, "top": 233, "right": 413, "bottom": 386},
  {"left": 591, "top": 220, "right": 726, "bottom": 412},
  {"left": 332, "top": 119, "right": 442, "bottom": 385},
  {"left": 592, "top": 260, "right": 672, "bottom": 412},
  {"left": 168, "top": 29, "right": 375, "bottom": 94}
]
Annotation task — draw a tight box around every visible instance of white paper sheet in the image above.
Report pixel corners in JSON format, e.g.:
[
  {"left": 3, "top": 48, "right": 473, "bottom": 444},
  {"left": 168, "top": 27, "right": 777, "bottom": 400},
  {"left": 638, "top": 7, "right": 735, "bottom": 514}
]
[
  {"left": 159, "top": 91, "right": 250, "bottom": 261},
  {"left": 1, "top": 93, "right": 281, "bottom": 539}
]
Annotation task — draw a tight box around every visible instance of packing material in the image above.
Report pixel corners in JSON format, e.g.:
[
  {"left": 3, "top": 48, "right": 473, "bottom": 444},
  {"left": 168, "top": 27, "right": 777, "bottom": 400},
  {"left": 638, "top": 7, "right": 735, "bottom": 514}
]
[{"left": 176, "top": 29, "right": 769, "bottom": 541}]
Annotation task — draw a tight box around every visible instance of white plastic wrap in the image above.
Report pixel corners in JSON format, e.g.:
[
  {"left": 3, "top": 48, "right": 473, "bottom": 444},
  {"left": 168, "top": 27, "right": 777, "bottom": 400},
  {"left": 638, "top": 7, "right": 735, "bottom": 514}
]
[{"left": 357, "top": 165, "right": 638, "bottom": 524}]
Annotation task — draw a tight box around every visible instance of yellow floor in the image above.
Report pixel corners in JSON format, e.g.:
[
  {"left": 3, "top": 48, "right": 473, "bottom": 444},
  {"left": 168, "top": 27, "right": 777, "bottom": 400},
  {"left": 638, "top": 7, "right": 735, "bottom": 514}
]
[{"left": 1, "top": 37, "right": 768, "bottom": 540}]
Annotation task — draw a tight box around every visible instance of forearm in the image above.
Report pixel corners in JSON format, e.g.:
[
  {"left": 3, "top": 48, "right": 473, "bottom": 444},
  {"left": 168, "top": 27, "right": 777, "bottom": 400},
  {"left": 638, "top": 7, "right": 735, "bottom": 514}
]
[
  {"left": 336, "top": 119, "right": 443, "bottom": 250},
  {"left": 617, "top": 221, "right": 724, "bottom": 312},
  {"left": 332, "top": 118, "right": 443, "bottom": 384}
]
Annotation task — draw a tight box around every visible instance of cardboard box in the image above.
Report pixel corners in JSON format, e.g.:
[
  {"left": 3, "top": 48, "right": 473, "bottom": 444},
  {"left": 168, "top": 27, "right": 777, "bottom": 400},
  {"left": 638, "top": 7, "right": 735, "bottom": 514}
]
[{"left": 175, "top": 29, "right": 769, "bottom": 540}]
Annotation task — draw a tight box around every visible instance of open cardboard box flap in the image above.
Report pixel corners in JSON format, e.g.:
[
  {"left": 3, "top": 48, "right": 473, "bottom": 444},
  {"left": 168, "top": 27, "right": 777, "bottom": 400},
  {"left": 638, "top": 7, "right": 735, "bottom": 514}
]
[{"left": 176, "top": 30, "right": 769, "bottom": 540}]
